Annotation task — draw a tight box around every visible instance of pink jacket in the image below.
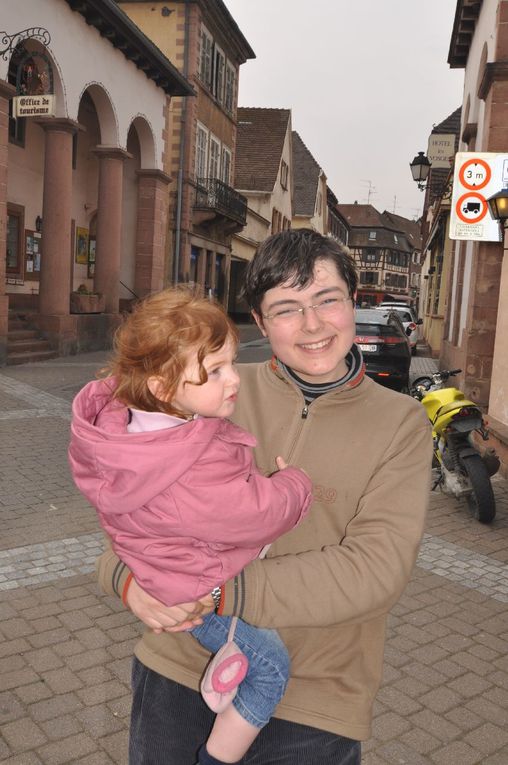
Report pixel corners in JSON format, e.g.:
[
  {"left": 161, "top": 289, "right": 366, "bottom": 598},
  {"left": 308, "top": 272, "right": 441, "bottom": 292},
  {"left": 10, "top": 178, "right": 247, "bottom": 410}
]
[{"left": 69, "top": 378, "right": 312, "bottom": 606}]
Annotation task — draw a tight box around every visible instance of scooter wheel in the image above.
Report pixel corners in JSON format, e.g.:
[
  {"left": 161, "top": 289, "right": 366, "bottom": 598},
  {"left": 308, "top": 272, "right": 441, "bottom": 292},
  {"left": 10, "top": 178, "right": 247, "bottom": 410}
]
[{"left": 461, "top": 455, "right": 496, "bottom": 524}]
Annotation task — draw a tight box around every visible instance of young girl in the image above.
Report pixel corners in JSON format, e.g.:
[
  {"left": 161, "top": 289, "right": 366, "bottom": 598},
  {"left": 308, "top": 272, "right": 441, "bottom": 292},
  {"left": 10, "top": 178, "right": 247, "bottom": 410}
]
[{"left": 69, "top": 288, "right": 312, "bottom": 765}]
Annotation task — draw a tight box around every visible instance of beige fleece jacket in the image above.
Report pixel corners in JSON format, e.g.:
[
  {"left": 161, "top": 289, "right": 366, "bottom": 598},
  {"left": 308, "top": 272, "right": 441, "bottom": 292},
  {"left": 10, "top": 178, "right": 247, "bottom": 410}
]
[{"left": 96, "top": 360, "right": 432, "bottom": 741}]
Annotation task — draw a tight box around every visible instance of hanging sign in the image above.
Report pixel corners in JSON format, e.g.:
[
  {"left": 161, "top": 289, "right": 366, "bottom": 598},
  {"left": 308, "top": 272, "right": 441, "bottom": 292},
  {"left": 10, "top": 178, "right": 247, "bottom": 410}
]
[{"left": 449, "top": 152, "right": 507, "bottom": 241}]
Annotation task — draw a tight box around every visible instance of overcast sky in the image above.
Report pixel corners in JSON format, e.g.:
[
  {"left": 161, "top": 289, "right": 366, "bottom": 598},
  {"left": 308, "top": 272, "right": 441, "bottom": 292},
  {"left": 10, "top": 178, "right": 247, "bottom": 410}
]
[{"left": 223, "top": 0, "right": 464, "bottom": 221}]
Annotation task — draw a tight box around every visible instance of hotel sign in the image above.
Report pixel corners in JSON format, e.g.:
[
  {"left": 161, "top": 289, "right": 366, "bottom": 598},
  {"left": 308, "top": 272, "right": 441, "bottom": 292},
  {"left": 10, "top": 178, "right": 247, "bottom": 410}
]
[
  {"left": 13, "top": 94, "right": 55, "bottom": 117},
  {"left": 427, "top": 134, "right": 455, "bottom": 169}
]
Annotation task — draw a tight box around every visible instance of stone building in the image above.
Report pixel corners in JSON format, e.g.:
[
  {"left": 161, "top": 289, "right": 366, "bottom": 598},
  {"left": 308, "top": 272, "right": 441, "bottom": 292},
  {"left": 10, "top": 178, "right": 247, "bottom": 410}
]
[
  {"left": 1, "top": 0, "right": 192, "bottom": 364},
  {"left": 440, "top": 0, "right": 508, "bottom": 472},
  {"left": 119, "top": 0, "right": 254, "bottom": 308}
]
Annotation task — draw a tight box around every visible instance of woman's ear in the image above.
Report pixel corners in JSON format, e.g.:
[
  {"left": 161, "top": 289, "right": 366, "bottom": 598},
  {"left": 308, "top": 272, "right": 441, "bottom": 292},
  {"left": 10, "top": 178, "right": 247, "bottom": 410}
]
[
  {"left": 251, "top": 309, "right": 268, "bottom": 338},
  {"left": 147, "top": 376, "right": 165, "bottom": 400}
]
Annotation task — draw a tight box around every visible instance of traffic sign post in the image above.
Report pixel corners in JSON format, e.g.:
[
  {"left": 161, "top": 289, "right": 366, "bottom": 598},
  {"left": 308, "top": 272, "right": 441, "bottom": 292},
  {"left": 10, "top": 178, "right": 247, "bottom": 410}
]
[{"left": 449, "top": 152, "right": 507, "bottom": 241}]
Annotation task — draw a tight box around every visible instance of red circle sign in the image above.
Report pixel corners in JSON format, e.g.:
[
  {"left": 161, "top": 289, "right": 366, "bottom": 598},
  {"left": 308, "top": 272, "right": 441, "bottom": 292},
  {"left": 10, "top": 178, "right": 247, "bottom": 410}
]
[
  {"left": 459, "top": 159, "right": 491, "bottom": 191},
  {"left": 456, "top": 192, "right": 488, "bottom": 224}
]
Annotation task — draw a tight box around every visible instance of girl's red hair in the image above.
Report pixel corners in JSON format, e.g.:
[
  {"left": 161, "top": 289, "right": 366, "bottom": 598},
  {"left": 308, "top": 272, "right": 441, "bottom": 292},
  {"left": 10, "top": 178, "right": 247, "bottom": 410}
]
[{"left": 106, "top": 287, "right": 239, "bottom": 417}]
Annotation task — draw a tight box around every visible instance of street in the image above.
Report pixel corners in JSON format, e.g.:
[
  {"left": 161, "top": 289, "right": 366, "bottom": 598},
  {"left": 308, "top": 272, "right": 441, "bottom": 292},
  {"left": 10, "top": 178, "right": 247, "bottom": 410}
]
[{"left": 1, "top": 340, "right": 508, "bottom": 765}]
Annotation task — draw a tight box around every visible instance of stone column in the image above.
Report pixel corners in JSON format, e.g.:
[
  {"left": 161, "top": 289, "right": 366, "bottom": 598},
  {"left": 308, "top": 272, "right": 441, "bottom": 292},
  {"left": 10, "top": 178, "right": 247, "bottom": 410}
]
[
  {"left": 0, "top": 79, "right": 15, "bottom": 365},
  {"left": 37, "top": 118, "right": 77, "bottom": 316},
  {"left": 134, "top": 169, "right": 171, "bottom": 297},
  {"left": 93, "top": 147, "right": 130, "bottom": 313}
]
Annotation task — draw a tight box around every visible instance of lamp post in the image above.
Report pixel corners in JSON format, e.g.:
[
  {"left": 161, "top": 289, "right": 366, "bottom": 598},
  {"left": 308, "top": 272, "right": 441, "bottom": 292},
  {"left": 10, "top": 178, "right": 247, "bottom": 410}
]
[
  {"left": 486, "top": 186, "right": 508, "bottom": 236},
  {"left": 409, "top": 152, "right": 431, "bottom": 191}
]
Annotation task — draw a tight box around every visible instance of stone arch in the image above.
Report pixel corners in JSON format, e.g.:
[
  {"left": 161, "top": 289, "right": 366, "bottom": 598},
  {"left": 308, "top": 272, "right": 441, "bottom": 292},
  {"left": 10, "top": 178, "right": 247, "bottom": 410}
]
[
  {"left": 127, "top": 114, "right": 157, "bottom": 169},
  {"left": 78, "top": 82, "right": 118, "bottom": 145}
]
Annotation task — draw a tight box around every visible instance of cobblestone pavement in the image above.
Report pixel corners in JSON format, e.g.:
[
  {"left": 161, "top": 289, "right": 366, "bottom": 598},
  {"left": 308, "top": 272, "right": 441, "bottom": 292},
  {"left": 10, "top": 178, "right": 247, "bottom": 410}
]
[{"left": 1, "top": 348, "right": 507, "bottom": 764}]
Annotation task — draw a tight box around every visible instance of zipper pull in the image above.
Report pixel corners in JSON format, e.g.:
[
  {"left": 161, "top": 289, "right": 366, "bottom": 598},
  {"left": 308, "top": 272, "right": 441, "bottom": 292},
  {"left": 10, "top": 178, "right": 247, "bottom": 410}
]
[{"left": 302, "top": 405, "right": 309, "bottom": 419}]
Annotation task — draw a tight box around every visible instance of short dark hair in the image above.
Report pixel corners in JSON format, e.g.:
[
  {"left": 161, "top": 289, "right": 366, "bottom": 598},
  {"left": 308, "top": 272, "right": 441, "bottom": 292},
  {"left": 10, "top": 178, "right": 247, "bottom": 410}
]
[{"left": 242, "top": 228, "right": 358, "bottom": 314}]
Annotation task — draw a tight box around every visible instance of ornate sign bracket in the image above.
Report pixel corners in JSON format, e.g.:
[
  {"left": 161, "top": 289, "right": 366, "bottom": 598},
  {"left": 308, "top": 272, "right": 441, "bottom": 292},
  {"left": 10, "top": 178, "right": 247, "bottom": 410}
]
[{"left": 0, "top": 28, "right": 51, "bottom": 61}]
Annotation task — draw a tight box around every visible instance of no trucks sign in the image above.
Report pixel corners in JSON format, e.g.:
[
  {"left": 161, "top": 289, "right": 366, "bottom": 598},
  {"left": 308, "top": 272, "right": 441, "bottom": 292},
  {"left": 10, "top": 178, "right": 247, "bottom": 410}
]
[{"left": 449, "top": 152, "right": 506, "bottom": 242}]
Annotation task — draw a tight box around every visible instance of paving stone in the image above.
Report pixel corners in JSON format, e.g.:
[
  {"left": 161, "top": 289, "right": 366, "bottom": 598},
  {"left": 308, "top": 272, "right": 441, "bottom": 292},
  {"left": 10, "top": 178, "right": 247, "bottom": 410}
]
[
  {"left": 36, "top": 732, "right": 98, "bottom": 764},
  {"left": 77, "top": 704, "right": 125, "bottom": 737},
  {"left": 0, "top": 691, "right": 25, "bottom": 724},
  {"left": 419, "top": 686, "right": 463, "bottom": 713},
  {"left": 1, "top": 717, "right": 48, "bottom": 751},
  {"left": 430, "top": 740, "right": 483, "bottom": 764},
  {"left": 448, "top": 671, "right": 493, "bottom": 698},
  {"left": 39, "top": 712, "right": 84, "bottom": 740},
  {"left": 464, "top": 721, "right": 508, "bottom": 755}
]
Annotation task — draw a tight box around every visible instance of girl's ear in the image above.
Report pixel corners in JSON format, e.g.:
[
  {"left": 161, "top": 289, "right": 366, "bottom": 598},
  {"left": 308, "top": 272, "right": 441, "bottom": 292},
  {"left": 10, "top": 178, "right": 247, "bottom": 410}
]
[
  {"left": 147, "top": 376, "right": 165, "bottom": 400},
  {"left": 251, "top": 309, "right": 267, "bottom": 338}
]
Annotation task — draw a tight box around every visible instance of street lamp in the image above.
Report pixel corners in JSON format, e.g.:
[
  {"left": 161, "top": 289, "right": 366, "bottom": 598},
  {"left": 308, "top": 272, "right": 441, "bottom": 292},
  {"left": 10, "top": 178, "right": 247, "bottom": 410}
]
[
  {"left": 486, "top": 186, "right": 508, "bottom": 233},
  {"left": 409, "top": 152, "right": 431, "bottom": 191}
]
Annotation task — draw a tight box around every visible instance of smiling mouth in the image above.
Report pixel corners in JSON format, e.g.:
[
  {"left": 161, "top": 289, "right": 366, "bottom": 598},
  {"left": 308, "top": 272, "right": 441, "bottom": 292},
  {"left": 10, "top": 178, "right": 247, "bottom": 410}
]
[{"left": 298, "top": 337, "right": 334, "bottom": 351}]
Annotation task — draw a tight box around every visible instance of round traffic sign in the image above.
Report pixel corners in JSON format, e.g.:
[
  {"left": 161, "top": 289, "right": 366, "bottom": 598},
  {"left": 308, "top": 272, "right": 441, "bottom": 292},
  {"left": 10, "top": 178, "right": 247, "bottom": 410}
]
[
  {"left": 459, "top": 158, "right": 491, "bottom": 190},
  {"left": 456, "top": 192, "right": 488, "bottom": 223}
]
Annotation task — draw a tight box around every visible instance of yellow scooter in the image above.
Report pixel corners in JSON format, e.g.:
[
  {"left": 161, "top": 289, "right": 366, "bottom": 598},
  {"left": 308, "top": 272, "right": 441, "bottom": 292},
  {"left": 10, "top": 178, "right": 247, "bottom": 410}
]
[{"left": 410, "top": 369, "right": 499, "bottom": 524}]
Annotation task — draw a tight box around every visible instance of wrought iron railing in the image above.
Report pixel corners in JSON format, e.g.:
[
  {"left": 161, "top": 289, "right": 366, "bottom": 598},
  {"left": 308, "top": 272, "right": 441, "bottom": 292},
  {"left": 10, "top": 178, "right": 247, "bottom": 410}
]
[{"left": 195, "top": 177, "right": 247, "bottom": 225}]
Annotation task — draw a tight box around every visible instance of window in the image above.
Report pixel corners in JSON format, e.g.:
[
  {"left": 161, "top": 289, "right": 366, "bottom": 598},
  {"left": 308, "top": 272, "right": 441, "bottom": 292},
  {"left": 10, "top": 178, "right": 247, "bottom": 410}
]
[
  {"left": 393, "top": 234, "right": 398, "bottom": 243},
  {"left": 280, "top": 160, "right": 289, "bottom": 190},
  {"left": 368, "top": 231, "right": 377, "bottom": 240},
  {"left": 213, "top": 45, "right": 225, "bottom": 103},
  {"left": 315, "top": 191, "right": 322, "bottom": 216},
  {"left": 200, "top": 26, "right": 213, "bottom": 89},
  {"left": 208, "top": 135, "right": 220, "bottom": 179},
  {"left": 195, "top": 123, "right": 208, "bottom": 180},
  {"left": 225, "top": 62, "right": 236, "bottom": 112},
  {"left": 363, "top": 248, "right": 378, "bottom": 263},
  {"left": 360, "top": 271, "right": 378, "bottom": 285},
  {"left": 221, "top": 146, "right": 231, "bottom": 185}
]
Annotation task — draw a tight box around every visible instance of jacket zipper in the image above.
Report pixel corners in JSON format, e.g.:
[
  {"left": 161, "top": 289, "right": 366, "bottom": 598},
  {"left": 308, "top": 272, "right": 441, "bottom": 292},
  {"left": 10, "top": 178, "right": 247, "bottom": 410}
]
[{"left": 301, "top": 405, "right": 309, "bottom": 419}]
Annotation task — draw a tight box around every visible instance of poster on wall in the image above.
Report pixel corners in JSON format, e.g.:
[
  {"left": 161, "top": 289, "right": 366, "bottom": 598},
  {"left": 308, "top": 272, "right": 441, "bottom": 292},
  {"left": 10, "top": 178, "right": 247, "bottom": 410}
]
[
  {"left": 75, "top": 227, "right": 89, "bottom": 264},
  {"left": 25, "top": 231, "right": 42, "bottom": 279},
  {"left": 88, "top": 238, "right": 96, "bottom": 278}
]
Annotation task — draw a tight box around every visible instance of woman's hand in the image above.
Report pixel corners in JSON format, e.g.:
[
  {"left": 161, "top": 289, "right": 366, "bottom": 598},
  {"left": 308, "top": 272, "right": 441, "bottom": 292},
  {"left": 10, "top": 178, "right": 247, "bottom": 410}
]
[{"left": 125, "top": 578, "right": 214, "bottom": 634}]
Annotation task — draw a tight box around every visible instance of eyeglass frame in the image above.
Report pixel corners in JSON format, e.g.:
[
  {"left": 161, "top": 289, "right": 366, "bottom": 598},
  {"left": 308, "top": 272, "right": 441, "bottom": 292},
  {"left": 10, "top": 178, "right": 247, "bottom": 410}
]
[{"left": 261, "top": 295, "right": 353, "bottom": 323}]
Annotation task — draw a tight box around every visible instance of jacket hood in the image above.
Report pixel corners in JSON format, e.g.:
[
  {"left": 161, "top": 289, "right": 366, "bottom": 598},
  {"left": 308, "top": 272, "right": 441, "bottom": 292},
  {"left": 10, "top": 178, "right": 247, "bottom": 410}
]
[{"left": 69, "top": 378, "right": 255, "bottom": 514}]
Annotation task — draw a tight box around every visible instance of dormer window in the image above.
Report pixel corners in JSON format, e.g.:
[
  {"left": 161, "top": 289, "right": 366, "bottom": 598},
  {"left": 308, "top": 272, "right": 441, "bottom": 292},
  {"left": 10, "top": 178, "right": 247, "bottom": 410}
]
[
  {"left": 280, "top": 160, "right": 288, "bottom": 190},
  {"left": 369, "top": 231, "right": 377, "bottom": 240}
]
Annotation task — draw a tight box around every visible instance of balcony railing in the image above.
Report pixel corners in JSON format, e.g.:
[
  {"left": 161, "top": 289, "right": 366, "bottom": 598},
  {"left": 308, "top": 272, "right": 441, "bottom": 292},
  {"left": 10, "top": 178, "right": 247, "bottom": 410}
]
[{"left": 195, "top": 177, "right": 247, "bottom": 226}]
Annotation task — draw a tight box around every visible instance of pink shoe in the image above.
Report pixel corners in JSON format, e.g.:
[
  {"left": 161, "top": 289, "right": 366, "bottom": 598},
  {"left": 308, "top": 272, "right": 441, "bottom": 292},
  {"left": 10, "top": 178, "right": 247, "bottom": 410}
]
[{"left": 200, "top": 617, "right": 249, "bottom": 713}]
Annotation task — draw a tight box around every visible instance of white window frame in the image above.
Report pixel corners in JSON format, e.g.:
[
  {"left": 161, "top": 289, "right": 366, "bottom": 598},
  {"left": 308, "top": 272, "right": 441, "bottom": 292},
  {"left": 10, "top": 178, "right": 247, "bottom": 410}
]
[
  {"left": 195, "top": 122, "right": 209, "bottom": 180},
  {"left": 200, "top": 25, "right": 213, "bottom": 89},
  {"left": 221, "top": 145, "right": 232, "bottom": 185},
  {"left": 225, "top": 61, "right": 236, "bottom": 112},
  {"left": 213, "top": 44, "right": 225, "bottom": 103},
  {"left": 208, "top": 134, "right": 221, "bottom": 180}
]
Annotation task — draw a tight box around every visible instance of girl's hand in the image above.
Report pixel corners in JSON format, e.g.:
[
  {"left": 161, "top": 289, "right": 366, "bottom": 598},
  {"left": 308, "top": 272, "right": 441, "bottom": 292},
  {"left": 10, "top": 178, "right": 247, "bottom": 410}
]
[{"left": 126, "top": 577, "right": 209, "bottom": 634}]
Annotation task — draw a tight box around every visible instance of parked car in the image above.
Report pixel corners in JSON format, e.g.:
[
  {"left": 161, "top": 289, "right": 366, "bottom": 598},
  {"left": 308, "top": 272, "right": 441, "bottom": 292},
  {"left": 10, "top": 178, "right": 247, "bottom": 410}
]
[
  {"left": 355, "top": 309, "right": 412, "bottom": 392},
  {"left": 376, "top": 304, "right": 422, "bottom": 354}
]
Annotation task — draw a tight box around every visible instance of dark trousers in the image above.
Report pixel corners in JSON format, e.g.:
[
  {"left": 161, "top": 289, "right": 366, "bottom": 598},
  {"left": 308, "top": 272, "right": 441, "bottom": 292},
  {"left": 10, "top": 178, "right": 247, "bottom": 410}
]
[{"left": 129, "top": 657, "right": 361, "bottom": 764}]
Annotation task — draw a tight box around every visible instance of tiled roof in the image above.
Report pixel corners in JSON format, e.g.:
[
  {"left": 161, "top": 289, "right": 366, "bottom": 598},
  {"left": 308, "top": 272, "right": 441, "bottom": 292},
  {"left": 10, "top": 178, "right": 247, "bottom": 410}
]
[
  {"left": 336, "top": 204, "right": 387, "bottom": 228},
  {"left": 383, "top": 211, "right": 422, "bottom": 249},
  {"left": 336, "top": 204, "right": 418, "bottom": 252},
  {"left": 234, "top": 108, "right": 291, "bottom": 192},
  {"left": 292, "top": 131, "right": 321, "bottom": 216}
]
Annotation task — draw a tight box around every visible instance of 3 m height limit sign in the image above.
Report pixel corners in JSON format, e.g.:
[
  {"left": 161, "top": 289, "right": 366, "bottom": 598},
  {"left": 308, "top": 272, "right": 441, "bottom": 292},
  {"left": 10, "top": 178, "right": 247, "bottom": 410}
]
[{"left": 449, "top": 152, "right": 507, "bottom": 242}]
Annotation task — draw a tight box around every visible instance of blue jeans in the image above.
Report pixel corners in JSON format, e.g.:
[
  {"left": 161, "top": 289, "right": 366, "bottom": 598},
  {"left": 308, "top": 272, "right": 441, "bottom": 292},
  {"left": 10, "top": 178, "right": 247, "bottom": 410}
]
[
  {"left": 129, "top": 660, "right": 361, "bottom": 764},
  {"left": 192, "top": 613, "right": 289, "bottom": 728}
]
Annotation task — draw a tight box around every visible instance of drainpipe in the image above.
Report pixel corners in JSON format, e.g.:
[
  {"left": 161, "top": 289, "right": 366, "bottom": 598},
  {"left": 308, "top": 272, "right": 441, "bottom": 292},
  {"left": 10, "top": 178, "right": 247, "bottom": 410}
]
[{"left": 173, "top": 1, "right": 190, "bottom": 284}]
